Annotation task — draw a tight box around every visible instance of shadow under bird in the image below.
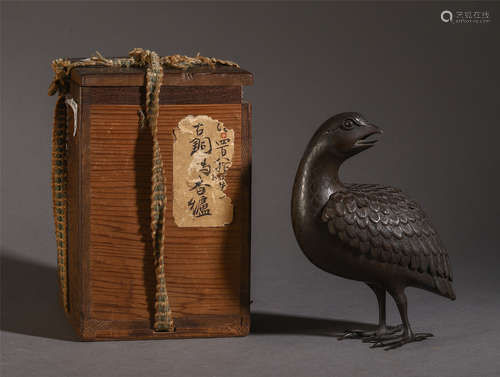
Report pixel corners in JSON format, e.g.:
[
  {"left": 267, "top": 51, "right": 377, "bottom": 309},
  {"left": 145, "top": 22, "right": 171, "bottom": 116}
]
[{"left": 291, "top": 113, "right": 456, "bottom": 350}]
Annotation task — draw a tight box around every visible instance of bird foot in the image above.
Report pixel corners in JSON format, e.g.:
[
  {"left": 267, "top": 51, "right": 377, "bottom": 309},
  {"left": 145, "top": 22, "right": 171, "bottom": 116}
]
[
  {"left": 338, "top": 324, "right": 403, "bottom": 341},
  {"left": 370, "top": 331, "right": 433, "bottom": 350}
]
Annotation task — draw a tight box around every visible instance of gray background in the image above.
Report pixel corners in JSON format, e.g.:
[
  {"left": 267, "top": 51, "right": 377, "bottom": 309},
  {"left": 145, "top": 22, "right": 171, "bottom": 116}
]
[{"left": 1, "top": 1, "right": 500, "bottom": 376}]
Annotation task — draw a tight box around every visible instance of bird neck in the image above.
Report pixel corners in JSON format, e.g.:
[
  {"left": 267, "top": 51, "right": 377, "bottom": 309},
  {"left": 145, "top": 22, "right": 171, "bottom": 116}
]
[{"left": 292, "top": 138, "right": 345, "bottom": 226}]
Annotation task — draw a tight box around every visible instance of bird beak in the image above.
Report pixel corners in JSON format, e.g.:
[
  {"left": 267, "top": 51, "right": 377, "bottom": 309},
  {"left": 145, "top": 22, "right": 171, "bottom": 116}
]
[{"left": 353, "top": 124, "right": 383, "bottom": 150}]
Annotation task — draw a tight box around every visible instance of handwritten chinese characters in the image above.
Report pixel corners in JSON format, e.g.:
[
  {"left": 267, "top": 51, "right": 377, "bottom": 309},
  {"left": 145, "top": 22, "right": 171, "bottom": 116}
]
[{"left": 173, "top": 115, "right": 234, "bottom": 227}]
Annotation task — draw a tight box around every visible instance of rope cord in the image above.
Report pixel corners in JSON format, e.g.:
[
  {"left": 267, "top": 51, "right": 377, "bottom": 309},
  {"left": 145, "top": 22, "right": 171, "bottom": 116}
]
[
  {"left": 52, "top": 96, "right": 69, "bottom": 313},
  {"left": 49, "top": 48, "right": 239, "bottom": 331}
]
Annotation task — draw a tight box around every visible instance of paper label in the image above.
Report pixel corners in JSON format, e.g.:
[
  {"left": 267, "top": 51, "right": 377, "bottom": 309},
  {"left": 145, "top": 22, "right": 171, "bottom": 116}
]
[{"left": 173, "top": 115, "right": 234, "bottom": 227}]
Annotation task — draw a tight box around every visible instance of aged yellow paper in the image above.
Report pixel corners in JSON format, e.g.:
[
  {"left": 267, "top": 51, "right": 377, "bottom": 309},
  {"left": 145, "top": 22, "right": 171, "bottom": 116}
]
[{"left": 173, "top": 115, "right": 234, "bottom": 227}]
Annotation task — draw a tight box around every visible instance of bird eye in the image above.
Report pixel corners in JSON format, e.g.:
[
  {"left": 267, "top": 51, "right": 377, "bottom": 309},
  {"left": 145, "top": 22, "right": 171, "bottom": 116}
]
[{"left": 342, "top": 119, "right": 355, "bottom": 130}]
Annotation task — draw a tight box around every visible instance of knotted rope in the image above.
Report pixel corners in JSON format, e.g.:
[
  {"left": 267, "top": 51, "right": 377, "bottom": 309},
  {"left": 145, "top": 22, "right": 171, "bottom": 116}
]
[{"left": 49, "top": 48, "right": 239, "bottom": 331}]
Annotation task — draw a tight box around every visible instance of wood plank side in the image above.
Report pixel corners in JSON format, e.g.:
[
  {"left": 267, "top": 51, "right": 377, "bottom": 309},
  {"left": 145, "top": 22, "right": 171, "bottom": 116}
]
[
  {"left": 71, "top": 66, "right": 253, "bottom": 87},
  {"left": 84, "top": 314, "right": 243, "bottom": 340},
  {"left": 239, "top": 103, "right": 252, "bottom": 335},
  {"left": 67, "top": 81, "right": 81, "bottom": 333},
  {"left": 79, "top": 88, "right": 92, "bottom": 338},
  {"left": 85, "top": 86, "right": 241, "bottom": 105},
  {"left": 87, "top": 104, "right": 245, "bottom": 338}
]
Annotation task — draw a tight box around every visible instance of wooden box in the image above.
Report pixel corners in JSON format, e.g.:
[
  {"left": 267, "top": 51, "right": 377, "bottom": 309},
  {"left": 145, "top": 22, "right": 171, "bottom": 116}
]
[{"left": 61, "top": 63, "right": 253, "bottom": 340}]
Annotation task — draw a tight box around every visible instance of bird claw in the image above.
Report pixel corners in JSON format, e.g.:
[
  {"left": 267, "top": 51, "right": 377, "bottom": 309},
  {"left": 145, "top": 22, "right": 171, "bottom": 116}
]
[
  {"left": 338, "top": 329, "right": 366, "bottom": 340},
  {"left": 362, "top": 325, "right": 404, "bottom": 343},
  {"left": 338, "top": 324, "right": 403, "bottom": 341},
  {"left": 370, "top": 332, "right": 433, "bottom": 350}
]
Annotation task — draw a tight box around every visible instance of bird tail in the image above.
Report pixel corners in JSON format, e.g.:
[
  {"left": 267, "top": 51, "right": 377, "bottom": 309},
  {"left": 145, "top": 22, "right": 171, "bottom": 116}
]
[{"left": 434, "top": 277, "right": 456, "bottom": 300}]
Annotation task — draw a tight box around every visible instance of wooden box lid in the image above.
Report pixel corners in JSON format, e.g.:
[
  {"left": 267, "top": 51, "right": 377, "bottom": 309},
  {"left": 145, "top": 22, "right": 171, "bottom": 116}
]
[{"left": 70, "top": 63, "right": 253, "bottom": 87}]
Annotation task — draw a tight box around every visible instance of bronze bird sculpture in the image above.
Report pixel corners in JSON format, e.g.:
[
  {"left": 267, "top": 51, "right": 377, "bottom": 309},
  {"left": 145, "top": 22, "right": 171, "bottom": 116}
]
[{"left": 291, "top": 112, "right": 455, "bottom": 350}]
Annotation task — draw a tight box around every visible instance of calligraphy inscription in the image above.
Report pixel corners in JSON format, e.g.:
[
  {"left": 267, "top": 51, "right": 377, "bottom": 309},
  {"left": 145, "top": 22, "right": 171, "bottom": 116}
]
[{"left": 173, "top": 115, "right": 234, "bottom": 227}]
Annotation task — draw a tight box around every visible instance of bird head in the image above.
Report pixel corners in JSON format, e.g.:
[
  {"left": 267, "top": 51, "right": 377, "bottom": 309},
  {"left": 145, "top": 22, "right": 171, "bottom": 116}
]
[{"left": 316, "top": 112, "right": 383, "bottom": 159}]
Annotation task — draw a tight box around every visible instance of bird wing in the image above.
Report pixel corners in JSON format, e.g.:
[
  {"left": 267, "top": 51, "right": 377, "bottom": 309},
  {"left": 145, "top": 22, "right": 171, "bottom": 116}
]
[{"left": 321, "top": 183, "right": 454, "bottom": 294}]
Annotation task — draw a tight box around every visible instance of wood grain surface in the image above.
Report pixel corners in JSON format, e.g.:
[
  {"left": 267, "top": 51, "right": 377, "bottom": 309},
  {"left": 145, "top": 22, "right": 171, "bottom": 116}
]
[
  {"left": 71, "top": 65, "right": 253, "bottom": 87},
  {"left": 84, "top": 86, "right": 242, "bottom": 106},
  {"left": 79, "top": 103, "right": 249, "bottom": 339},
  {"left": 66, "top": 84, "right": 82, "bottom": 334}
]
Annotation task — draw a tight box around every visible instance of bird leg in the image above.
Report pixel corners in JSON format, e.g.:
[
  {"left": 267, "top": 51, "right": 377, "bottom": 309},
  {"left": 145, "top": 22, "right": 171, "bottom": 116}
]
[
  {"left": 371, "top": 289, "right": 433, "bottom": 350},
  {"left": 339, "top": 283, "right": 402, "bottom": 341}
]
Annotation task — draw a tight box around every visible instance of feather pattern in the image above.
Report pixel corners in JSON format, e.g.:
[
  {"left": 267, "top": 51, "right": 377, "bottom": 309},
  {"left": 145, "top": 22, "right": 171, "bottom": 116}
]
[{"left": 321, "top": 184, "right": 453, "bottom": 289}]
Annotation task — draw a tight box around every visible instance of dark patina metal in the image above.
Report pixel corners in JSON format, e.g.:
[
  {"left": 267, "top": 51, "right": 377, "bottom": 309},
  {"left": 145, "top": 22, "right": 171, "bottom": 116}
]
[{"left": 291, "top": 112, "right": 455, "bottom": 350}]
